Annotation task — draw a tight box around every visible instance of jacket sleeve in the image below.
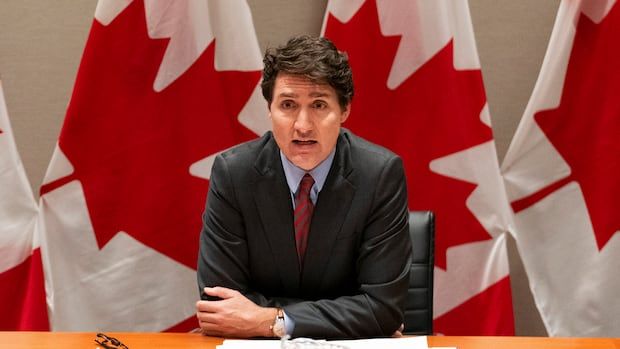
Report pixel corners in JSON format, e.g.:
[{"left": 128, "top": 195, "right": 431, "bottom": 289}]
[
  {"left": 197, "top": 154, "right": 303, "bottom": 306},
  {"left": 284, "top": 156, "right": 412, "bottom": 339},
  {"left": 197, "top": 154, "right": 252, "bottom": 299}
]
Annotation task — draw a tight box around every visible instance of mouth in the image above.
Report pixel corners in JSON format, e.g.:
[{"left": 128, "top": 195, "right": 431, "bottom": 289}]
[{"left": 293, "top": 140, "right": 317, "bottom": 146}]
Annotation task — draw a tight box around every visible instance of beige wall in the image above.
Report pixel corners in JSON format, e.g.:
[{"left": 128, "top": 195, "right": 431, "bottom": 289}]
[{"left": 0, "top": 0, "right": 559, "bottom": 335}]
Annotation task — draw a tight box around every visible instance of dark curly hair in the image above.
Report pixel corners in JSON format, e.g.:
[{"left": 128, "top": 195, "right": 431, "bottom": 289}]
[{"left": 261, "top": 35, "right": 354, "bottom": 110}]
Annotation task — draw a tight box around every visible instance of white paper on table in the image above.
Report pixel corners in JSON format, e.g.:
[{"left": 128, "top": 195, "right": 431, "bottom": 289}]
[
  {"left": 217, "top": 336, "right": 455, "bottom": 349},
  {"left": 330, "top": 336, "right": 429, "bottom": 348},
  {"left": 218, "top": 339, "right": 280, "bottom": 349}
]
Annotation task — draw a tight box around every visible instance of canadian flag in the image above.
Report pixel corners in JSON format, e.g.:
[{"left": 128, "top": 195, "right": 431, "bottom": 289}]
[
  {"left": 322, "top": 0, "right": 514, "bottom": 335},
  {"left": 36, "top": 0, "right": 267, "bottom": 331},
  {"left": 0, "top": 80, "right": 48, "bottom": 330},
  {"left": 501, "top": 0, "right": 620, "bottom": 337}
]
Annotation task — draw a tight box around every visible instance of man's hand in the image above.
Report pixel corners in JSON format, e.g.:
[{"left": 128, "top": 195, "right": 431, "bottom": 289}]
[
  {"left": 391, "top": 323, "right": 404, "bottom": 338},
  {"left": 196, "top": 286, "right": 277, "bottom": 338}
]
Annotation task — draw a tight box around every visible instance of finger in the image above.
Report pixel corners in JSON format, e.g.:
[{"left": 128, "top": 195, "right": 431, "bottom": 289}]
[
  {"left": 196, "top": 311, "right": 222, "bottom": 325},
  {"left": 204, "top": 286, "right": 239, "bottom": 299},
  {"left": 196, "top": 300, "right": 221, "bottom": 313},
  {"left": 391, "top": 330, "right": 403, "bottom": 338},
  {"left": 199, "top": 322, "right": 224, "bottom": 337},
  {"left": 199, "top": 321, "right": 243, "bottom": 338},
  {"left": 398, "top": 323, "right": 404, "bottom": 332}
]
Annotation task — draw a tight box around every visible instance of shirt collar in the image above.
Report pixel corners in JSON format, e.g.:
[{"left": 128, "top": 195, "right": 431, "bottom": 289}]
[{"left": 280, "top": 148, "right": 336, "bottom": 196}]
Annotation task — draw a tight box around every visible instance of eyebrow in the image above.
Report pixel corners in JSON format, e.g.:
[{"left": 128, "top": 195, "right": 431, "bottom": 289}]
[
  {"left": 309, "top": 92, "right": 331, "bottom": 98},
  {"left": 277, "top": 92, "right": 298, "bottom": 99},
  {"left": 276, "top": 91, "right": 332, "bottom": 99}
]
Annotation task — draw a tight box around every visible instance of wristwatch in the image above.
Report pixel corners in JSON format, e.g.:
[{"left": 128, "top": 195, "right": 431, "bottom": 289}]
[{"left": 270, "top": 308, "right": 286, "bottom": 338}]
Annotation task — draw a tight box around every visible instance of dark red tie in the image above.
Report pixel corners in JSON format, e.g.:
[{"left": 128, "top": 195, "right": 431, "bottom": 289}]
[{"left": 294, "top": 174, "right": 315, "bottom": 265}]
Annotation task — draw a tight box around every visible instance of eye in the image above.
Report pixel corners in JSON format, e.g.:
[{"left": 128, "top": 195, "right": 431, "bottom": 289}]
[
  {"left": 280, "top": 100, "right": 297, "bottom": 110},
  {"left": 312, "top": 100, "right": 328, "bottom": 110}
]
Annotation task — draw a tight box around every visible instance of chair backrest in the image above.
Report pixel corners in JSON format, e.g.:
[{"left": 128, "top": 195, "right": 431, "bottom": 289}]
[{"left": 403, "top": 210, "right": 435, "bottom": 335}]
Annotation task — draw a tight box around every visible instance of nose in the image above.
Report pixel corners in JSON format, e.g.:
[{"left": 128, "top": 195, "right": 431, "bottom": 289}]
[{"left": 294, "top": 107, "right": 313, "bottom": 135}]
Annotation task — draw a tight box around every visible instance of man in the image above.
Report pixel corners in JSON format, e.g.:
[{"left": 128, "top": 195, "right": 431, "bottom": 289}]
[{"left": 196, "top": 35, "right": 411, "bottom": 339}]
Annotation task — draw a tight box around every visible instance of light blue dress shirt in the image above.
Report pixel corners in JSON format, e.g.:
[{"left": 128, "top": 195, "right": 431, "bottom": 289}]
[
  {"left": 279, "top": 149, "right": 335, "bottom": 207},
  {"left": 277, "top": 148, "right": 336, "bottom": 335}
]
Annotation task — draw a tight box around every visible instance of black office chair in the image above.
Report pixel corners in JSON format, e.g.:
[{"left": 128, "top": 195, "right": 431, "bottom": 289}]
[{"left": 403, "top": 211, "right": 435, "bottom": 335}]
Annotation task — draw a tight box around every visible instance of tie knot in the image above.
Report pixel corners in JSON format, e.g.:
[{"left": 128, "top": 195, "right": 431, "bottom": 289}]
[{"left": 299, "top": 174, "right": 314, "bottom": 194}]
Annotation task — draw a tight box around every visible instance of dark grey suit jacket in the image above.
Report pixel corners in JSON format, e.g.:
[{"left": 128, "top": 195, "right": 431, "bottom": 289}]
[{"left": 197, "top": 129, "right": 412, "bottom": 339}]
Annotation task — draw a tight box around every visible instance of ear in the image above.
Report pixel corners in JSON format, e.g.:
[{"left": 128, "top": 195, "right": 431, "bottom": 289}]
[{"left": 340, "top": 104, "right": 351, "bottom": 123}]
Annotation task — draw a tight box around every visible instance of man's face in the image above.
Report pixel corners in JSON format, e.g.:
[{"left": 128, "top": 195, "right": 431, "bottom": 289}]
[{"left": 269, "top": 73, "right": 350, "bottom": 171}]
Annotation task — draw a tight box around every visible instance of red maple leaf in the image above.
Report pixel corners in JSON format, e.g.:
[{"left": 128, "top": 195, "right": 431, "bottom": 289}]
[
  {"left": 40, "top": 0, "right": 260, "bottom": 269},
  {"left": 528, "top": 3, "right": 620, "bottom": 250},
  {"left": 324, "top": 1, "right": 493, "bottom": 269}
]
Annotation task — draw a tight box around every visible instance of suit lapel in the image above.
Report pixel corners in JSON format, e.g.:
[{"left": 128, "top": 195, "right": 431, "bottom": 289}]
[
  {"left": 253, "top": 134, "right": 301, "bottom": 293},
  {"left": 301, "top": 132, "right": 356, "bottom": 291}
]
